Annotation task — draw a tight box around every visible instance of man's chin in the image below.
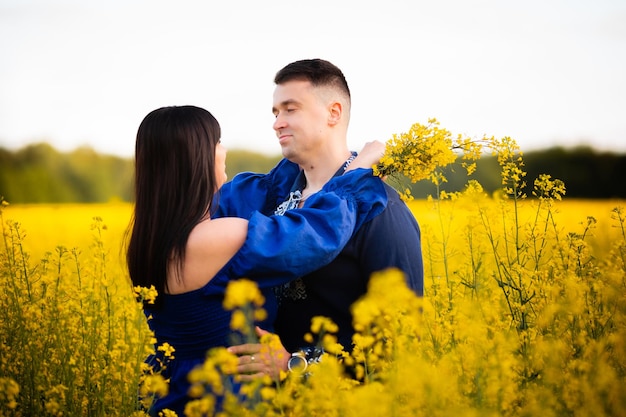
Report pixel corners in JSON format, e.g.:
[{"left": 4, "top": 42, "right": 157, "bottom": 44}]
[{"left": 280, "top": 146, "right": 293, "bottom": 159}]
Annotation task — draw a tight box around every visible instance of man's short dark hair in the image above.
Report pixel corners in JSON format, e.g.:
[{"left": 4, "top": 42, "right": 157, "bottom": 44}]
[{"left": 274, "top": 59, "right": 351, "bottom": 102}]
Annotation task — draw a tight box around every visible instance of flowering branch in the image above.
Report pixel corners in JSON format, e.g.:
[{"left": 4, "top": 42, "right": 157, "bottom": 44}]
[
  {"left": 374, "top": 118, "right": 483, "bottom": 182},
  {"left": 373, "top": 118, "right": 519, "bottom": 200}
]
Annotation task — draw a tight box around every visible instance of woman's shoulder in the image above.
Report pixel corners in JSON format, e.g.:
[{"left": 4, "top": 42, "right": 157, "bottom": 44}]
[
  {"left": 167, "top": 218, "right": 248, "bottom": 294},
  {"left": 189, "top": 217, "right": 248, "bottom": 244},
  {"left": 187, "top": 217, "right": 249, "bottom": 268}
]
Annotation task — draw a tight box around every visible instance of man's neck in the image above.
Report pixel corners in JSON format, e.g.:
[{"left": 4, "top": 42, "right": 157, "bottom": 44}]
[{"left": 300, "top": 147, "right": 353, "bottom": 194}]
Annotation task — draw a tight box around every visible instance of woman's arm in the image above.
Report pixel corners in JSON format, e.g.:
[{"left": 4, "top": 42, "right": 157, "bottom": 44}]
[
  {"left": 206, "top": 168, "right": 387, "bottom": 293},
  {"left": 212, "top": 159, "right": 300, "bottom": 219}
]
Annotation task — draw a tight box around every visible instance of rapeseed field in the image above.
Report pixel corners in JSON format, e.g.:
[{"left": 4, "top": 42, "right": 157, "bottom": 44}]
[
  {"left": 3, "top": 195, "right": 624, "bottom": 416},
  {"left": 1, "top": 127, "right": 625, "bottom": 415}
]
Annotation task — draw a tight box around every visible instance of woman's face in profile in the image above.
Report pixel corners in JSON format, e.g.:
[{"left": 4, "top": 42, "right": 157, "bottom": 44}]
[{"left": 214, "top": 141, "right": 227, "bottom": 189}]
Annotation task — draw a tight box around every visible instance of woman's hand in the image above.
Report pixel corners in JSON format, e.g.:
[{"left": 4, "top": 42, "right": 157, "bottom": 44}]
[
  {"left": 226, "top": 327, "right": 289, "bottom": 382},
  {"left": 347, "top": 140, "right": 386, "bottom": 171}
]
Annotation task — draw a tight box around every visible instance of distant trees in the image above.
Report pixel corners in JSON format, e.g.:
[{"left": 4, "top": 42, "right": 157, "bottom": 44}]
[
  {"left": 522, "top": 147, "right": 626, "bottom": 199},
  {"left": 0, "top": 143, "right": 134, "bottom": 203},
  {"left": 222, "top": 150, "right": 282, "bottom": 178},
  {"left": 0, "top": 143, "right": 624, "bottom": 203},
  {"left": 0, "top": 144, "right": 281, "bottom": 204},
  {"left": 404, "top": 146, "right": 626, "bottom": 199}
]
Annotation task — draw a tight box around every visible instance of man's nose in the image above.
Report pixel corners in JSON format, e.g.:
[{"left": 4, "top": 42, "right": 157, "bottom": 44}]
[{"left": 273, "top": 114, "right": 286, "bottom": 131}]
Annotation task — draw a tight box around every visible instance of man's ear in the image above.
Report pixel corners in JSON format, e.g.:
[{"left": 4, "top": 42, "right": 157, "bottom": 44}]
[{"left": 327, "top": 101, "right": 343, "bottom": 126}]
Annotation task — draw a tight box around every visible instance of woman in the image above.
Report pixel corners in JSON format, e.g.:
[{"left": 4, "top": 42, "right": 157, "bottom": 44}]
[{"left": 126, "top": 105, "right": 386, "bottom": 415}]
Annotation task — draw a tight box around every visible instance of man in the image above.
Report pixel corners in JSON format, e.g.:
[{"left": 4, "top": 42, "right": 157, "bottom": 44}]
[{"left": 218, "top": 59, "right": 423, "bottom": 377}]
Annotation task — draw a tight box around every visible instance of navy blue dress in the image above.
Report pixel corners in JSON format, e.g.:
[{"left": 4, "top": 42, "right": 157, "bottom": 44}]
[{"left": 144, "top": 168, "right": 387, "bottom": 415}]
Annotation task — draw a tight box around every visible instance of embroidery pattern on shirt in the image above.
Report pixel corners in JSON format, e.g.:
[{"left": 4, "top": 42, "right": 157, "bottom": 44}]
[
  {"left": 274, "top": 190, "right": 303, "bottom": 216},
  {"left": 274, "top": 189, "right": 308, "bottom": 302},
  {"left": 280, "top": 277, "right": 308, "bottom": 302},
  {"left": 274, "top": 153, "right": 357, "bottom": 303}
]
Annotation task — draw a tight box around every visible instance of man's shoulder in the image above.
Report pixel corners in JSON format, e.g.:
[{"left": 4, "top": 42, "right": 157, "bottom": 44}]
[
  {"left": 382, "top": 182, "right": 401, "bottom": 198},
  {"left": 226, "top": 158, "right": 300, "bottom": 196},
  {"left": 359, "top": 182, "right": 420, "bottom": 233},
  {"left": 268, "top": 158, "right": 300, "bottom": 175},
  {"left": 230, "top": 158, "right": 298, "bottom": 182},
  {"left": 347, "top": 181, "right": 424, "bottom": 295},
  {"left": 381, "top": 183, "right": 413, "bottom": 211}
]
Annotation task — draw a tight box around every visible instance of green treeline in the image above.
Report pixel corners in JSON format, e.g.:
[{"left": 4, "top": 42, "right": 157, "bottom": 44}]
[
  {"left": 0, "top": 143, "right": 134, "bottom": 203},
  {"left": 0, "top": 143, "right": 281, "bottom": 203},
  {"left": 0, "top": 143, "right": 624, "bottom": 203},
  {"left": 406, "top": 146, "right": 626, "bottom": 199}
]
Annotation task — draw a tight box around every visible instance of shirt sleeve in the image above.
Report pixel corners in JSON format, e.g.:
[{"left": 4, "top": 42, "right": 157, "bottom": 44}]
[
  {"left": 212, "top": 159, "right": 300, "bottom": 219},
  {"left": 354, "top": 185, "right": 424, "bottom": 296},
  {"left": 205, "top": 168, "right": 388, "bottom": 293}
]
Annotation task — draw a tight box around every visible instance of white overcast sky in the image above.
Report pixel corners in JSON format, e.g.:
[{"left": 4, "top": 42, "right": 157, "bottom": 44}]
[{"left": 1, "top": 0, "right": 625, "bottom": 158}]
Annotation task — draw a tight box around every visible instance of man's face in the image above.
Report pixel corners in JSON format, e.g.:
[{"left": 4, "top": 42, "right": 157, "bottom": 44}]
[{"left": 272, "top": 80, "right": 329, "bottom": 164}]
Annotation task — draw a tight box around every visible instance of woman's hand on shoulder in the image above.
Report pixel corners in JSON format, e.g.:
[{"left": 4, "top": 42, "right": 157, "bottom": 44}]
[{"left": 347, "top": 140, "right": 385, "bottom": 171}]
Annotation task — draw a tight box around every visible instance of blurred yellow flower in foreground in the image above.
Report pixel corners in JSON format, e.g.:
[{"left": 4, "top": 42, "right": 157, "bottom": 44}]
[{"left": 223, "top": 278, "right": 265, "bottom": 310}]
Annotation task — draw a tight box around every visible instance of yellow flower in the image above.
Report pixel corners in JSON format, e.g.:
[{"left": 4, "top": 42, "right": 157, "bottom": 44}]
[
  {"left": 157, "top": 342, "right": 176, "bottom": 359},
  {"left": 134, "top": 285, "right": 158, "bottom": 304},
  {"left": 223, "top": 279, "right": 265, "bottom": 310},
  {"left": 533, "top": 174, "right": 566, "bottom": 201},
  {"left": 254, "top": 307, "right": 268, "bottom": 322},
  {"left": 0, "top": 377, "right": 20, "bottom": 410},
  {"left": 310, "top": 316, "right": 339, "bottom": 335},
  {"left": 373, "top": 119, "right": 480, "bottom": 189},
  {"left": 229, "top": 310, "right": 247, "bottom": 332},
  {"left": 184, "top": 397, "right": 215, "bottom": 417}
]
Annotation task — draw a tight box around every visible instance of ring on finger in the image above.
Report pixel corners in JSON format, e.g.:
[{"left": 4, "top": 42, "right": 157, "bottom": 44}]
[{"left": 250, "top": 355, "right": 255, "bottom": 362}]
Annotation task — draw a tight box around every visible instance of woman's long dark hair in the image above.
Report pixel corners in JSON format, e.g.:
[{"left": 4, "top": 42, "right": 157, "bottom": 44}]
[{"left": 126, "top": 105, "right": 221, "bottom": 304}]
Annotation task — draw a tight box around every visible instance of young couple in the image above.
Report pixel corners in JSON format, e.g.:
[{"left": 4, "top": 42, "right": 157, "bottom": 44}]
[{"left": 127, "top": 58, "right": 424, "bottom": 416}]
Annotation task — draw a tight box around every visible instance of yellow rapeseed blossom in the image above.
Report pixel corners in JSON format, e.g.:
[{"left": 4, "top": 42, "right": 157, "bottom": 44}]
[
  {"left": 374, "top": 119, "right": 458, "bottom": 182},
  {"left": 184, "top": 397, "right": 215, "bottom": 417},
  {"left": 0, "top": 377, "right": 20, "bottom": 411},
  {"left": 533, "top": 174, "right": 566, "bottom": 201},
  {"left": 187, "top": 346, "right": 239, "bottom": 403},
  {"left": 223, "top": 278, "right": 265, "bottom": 310},
  {"left": 2, "top": 122, "right": 626, "bottom": 417},
  {"left": 157, "top": 342, "right": 176, "bottom": 359},
  {"left": 0, "top": 205, "right": 157, "bottom": 416},
  {"left": 310, "top": 316, "right": 339, "bottom": 335},
  {"left": 373, "top": 119, "right": 484, "bottom": 202},
  {"left": 230, "top": 309, "right": 248, "bottom": 332},
  {"left": 138, "top": 374, "right": 169, "bottom": 410},
  {"left": 134, "top": 285, "right": 159, "bottom": 304}
]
